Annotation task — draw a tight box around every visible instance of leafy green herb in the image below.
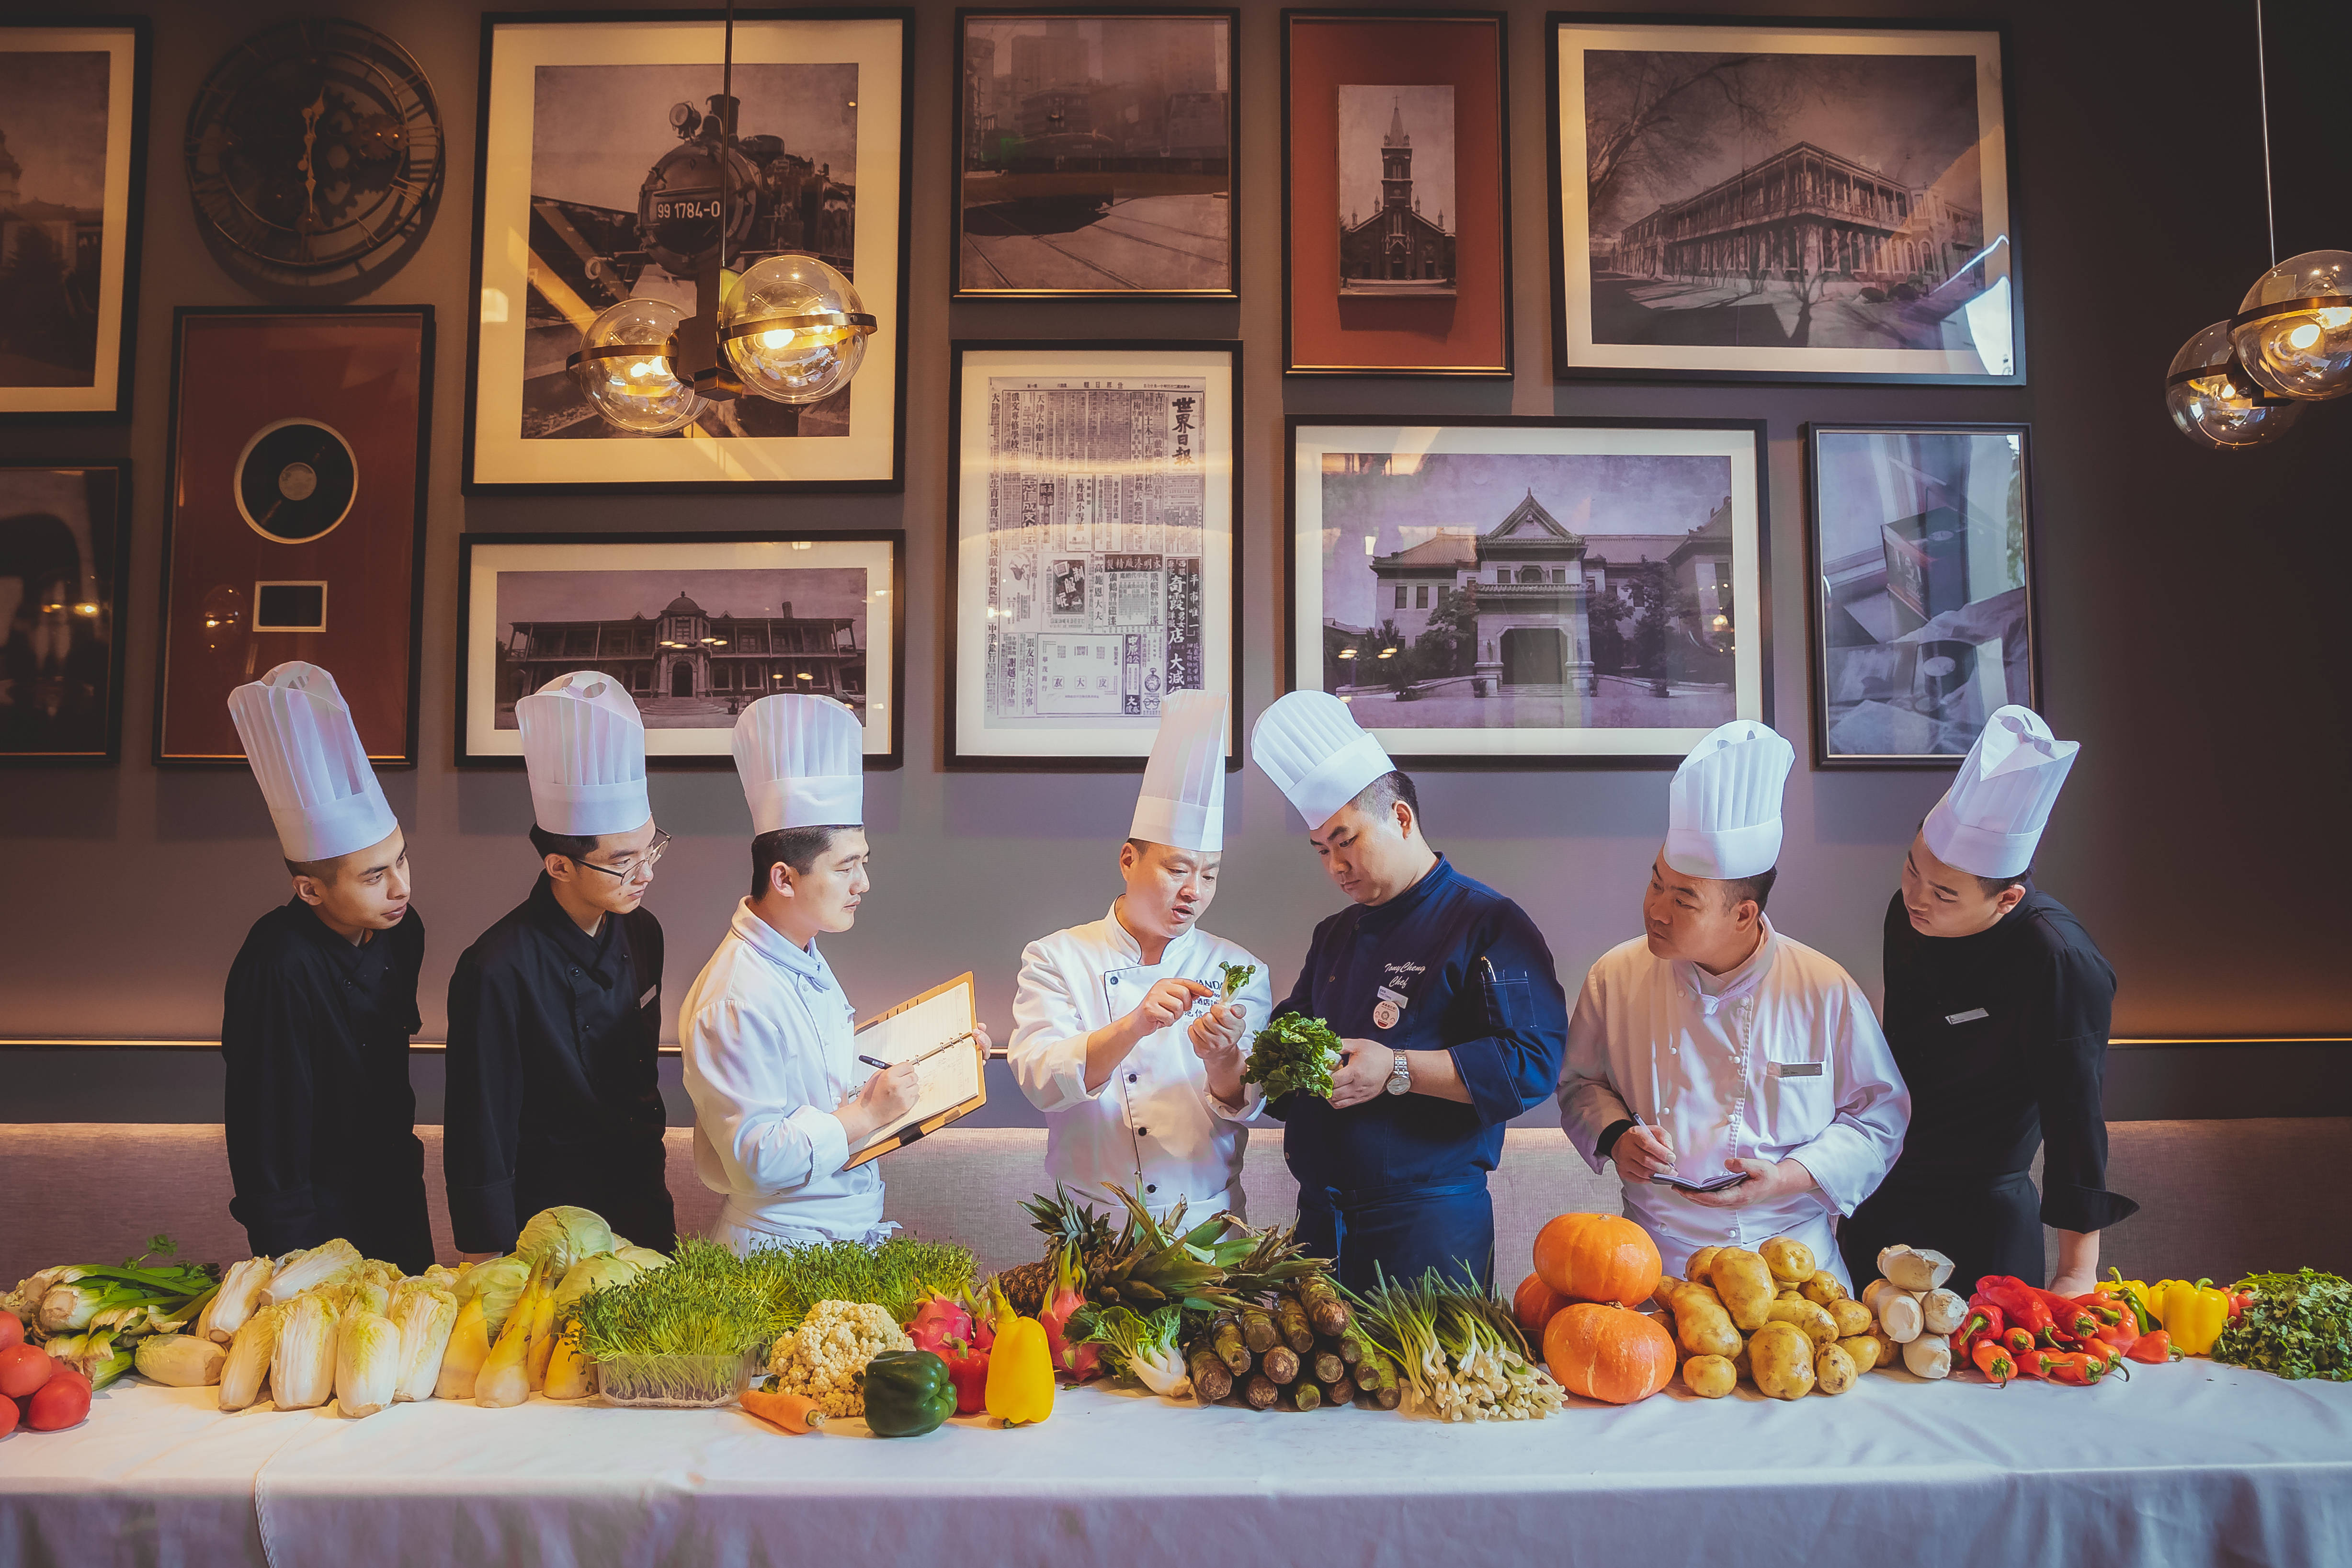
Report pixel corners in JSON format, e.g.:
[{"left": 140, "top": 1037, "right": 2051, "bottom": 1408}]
[
  {"left": 2214, "top": 1269, "right": 2352, "bottom": 1381},
  {"left": 1216, "top": 961, "right": 1256, "bottom": 1001},
  {"left": 1243, "top": 1011, "right": 1344, "bottom": 1101},
  {"left": 735, "top": 1235, "right": 975, "bottom": 1335}
]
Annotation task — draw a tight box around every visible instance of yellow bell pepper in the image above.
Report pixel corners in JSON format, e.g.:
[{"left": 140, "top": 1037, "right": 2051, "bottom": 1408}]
[
  {"left": 2160, "top": 1277, "right": 2231, "bottom": 1356},
  {"left": 984, "top": 1294, "right": 1056, "bottom": 1427}
]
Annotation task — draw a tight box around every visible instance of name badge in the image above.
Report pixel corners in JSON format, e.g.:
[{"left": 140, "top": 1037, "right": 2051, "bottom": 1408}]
[
  {"left": 1945, "top": 1007, "right": 1990, "bottom": 1024},
  {"left": 1375, "top": 985, "right": 1409, "bottom": 1007},
  {"left": 638, "top": 985, "right": 659, "bottom": 1008},
  {"left": 1770, "top": 1061, "right": 1823, "bottom": 1078}
]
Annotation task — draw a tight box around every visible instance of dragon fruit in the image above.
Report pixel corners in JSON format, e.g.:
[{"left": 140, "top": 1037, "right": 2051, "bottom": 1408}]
[
  {"left": 1038, "top": 1243, "right": 1100, "bottom": 1383},
  {"left": 908, "top": 1292, "right": 975, "bottom": 1356}
]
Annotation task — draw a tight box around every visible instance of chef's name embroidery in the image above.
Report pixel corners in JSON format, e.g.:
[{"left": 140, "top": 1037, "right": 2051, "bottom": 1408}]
[
  {"left": 1383, "top": 961, "right": 1426, "bottom": 978},
  {"left": 1945, "top": 1007, "right": 1990, "bottom": 1024}
]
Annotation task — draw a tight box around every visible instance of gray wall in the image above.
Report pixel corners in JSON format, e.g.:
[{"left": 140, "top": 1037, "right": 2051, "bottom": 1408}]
[{"left": 5, "top": 0, "right": 2349, "bottom": 1129}]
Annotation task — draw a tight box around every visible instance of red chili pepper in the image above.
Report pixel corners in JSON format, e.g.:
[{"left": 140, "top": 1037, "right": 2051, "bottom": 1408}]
[
  {"left": 1970, "top": 1338, "right": 2015, "bottom": 1386},
  {"left": 1954, "top": 1299, "right": 2005, "bottom": 1362},
  {"left": 2126, "top": 1329, "right": 2182, "bottom": 1365},
  {"left": 2023, "top": 1286, "right": 2108, "bottom": 1341},
  {"left": 2078, "top": 1339, "right": 2130, "bottom": 1380},
  {"left": 2002, "top": 1326, "right": 2038, "bottom": 1360},
  {"left": 2094, "top": 1308, "right": 2140, "bottom": 1355},
  {"left": 2042, "top": 1350, "right": 2105, "bottom": 1386},
  {"left": 2228, "top": 1289, "right": 2254, "bottom": 1321},
  {"left": 1977, "top": 1276, "right": 2055, "bottom": 1336}
]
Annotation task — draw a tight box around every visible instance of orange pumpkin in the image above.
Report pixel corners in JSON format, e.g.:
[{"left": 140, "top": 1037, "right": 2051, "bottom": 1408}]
[
  {"left": 1512, "top": 1272, "right": 1572, "bottom": 1339},
  {"left": 1532, "top": 1212, "right": 1663, "bottom": 1307},
  {"left": 1543, "top": 1302, "right": 1675, "bottom": 1405}
]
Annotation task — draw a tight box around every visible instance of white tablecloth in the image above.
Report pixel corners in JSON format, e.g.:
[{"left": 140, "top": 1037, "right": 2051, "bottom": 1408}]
[{"left": 4, "top": 1365, "right": 2349, "bottom": 1568}]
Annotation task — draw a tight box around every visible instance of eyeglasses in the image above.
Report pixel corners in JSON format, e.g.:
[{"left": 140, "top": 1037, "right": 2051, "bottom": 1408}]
[{"left": 578, "top": 830, "right": 671, "bottom": 884}]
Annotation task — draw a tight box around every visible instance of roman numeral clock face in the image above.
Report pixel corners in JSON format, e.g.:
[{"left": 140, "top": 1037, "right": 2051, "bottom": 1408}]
[{"left": 184, "top": 20, "right": 444, "bottom": 279}]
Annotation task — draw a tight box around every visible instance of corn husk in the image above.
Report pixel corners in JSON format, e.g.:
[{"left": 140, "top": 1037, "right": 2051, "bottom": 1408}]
[
  {"left": 436, "top": 1296, "right": 491, "bottom": 1399},
  {"left": 263, "top": 1239, "right": 363, "bottom": 1305},
  {"left": 334, "top": 1311, "right": 402, "bottom": 1418},
  {"left": 220, "top": 1303, "right": 285, "bottom": 1410},
  {"left": 206, "top": 1257, "right": 275, "bottom": 1344},
  {"left": 391, "top": 1287, "right": 459, "bottom": 1402},
  {"left": 136, "top": 1332, "right": 228, "bottom": 1388},
  {"left": 270, "top": 1293, "right": 338, "bottom": 1409},
  {"left": 542, "top": 1325, "right": 593, "bottom": 1400}
]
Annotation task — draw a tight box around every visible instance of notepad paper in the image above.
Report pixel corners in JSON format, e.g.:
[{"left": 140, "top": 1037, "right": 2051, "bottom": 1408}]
[{"left": 842, "top": 972, "right": 985, "bottom": 1167}]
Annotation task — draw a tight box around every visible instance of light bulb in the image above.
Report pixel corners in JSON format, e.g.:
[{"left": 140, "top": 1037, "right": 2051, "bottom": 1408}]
[
  {"left": 2229, "top": 249, "right": 2352, "bottom": 400},
  {"left": 2165, "top": 319, "right": 2302, "bottom": 448},
  {"left": 719, "top": 253, "right": 875, "bottom": 406},
  {"left": 571, "top": 297, "right": 707, "bottom": 434}
]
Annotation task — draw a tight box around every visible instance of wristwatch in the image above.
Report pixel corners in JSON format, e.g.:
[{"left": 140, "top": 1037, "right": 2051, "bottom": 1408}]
[{"left": 1385, "top": 1049, "right": 1412, "bottom": 1096}]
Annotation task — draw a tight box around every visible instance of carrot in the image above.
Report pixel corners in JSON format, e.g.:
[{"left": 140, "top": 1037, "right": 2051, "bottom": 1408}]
[{"left": 741, "top": 1387, "right": 825, "bottom": 1434}]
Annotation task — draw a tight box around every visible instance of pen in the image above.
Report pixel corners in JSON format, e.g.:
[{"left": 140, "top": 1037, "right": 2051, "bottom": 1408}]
[{"left": 856, "top": 1055, "right": 891, "bottom": 1070}]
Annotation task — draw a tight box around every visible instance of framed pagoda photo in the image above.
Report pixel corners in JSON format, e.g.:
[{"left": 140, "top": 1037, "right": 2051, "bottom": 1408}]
[
  {"left": 1549, "top": 15, "right": 2022, "bottom": 385},
  {"left": 1286, "top": 415, "right": 1768, "bottom": 768},
  {"left": 1804, "top": 422, "right": 2039, "bottom": 769},
  {"left": 456, "top": 530, "right": 904, "bottom": 769},
  {"left": 1282, "top": 10, "right": 1511, "bottom": 377}
]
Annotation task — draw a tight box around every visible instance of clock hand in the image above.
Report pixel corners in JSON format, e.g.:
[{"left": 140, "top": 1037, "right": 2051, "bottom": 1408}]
[{"left": 299, "top": 85, "right": 326, "bottom": 230}]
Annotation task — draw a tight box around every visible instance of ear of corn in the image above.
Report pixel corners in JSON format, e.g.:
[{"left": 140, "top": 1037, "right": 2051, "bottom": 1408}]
[{"left": 436, "top": 1296, "right": 491, "bottom": 1400}]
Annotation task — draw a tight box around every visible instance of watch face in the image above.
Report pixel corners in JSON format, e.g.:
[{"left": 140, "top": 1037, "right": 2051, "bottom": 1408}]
[{"left": 184, "top": 19, "right": 444, "bottom": 276}]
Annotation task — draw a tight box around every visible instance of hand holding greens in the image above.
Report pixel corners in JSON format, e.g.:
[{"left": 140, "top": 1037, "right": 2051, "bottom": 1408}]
[{"left": 1244, "top": 1012, "right": 1344, "bottom": 1102}]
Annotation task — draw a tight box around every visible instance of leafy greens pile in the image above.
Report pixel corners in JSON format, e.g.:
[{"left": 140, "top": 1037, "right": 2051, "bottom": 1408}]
[
  {"left": 2213, "top": 1269, "right": 2352, "bottom": 1381},
  {"left": 1244, "top": 1012, "right": 1344, "bottom": 1101}
]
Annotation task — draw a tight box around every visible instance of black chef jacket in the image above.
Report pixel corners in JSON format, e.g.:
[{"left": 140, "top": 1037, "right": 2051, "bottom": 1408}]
[
  {"left": 443, "top": 875, "right": 672, "bottom": 1255},
  {"left": 220, "top": 898, "right": 434, "bottom": 1273}
]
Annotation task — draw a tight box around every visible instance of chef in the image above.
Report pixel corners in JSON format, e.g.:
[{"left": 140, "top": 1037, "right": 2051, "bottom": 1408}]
[
  {"left": 1251, "top": 692, "right": 1568, "bottom": 1292},
  {"left": 1009, "top": 692, "right": 1274, "bottom": 1220},
  {"left": 221, "top": 661, "right": 433, "bottom": 1272},
  {"left": 444, "top": 672, "right": 675, "bottom": 1260},
  {"left": 1841, "top": 706, "right": 2134, "bottom": 1297},
  {"left": 1558, "top": 721, "right": 1909, "bottom": 1286},
  {"left": 679, "top": 694, "right": 990, "bottom": 1252}
]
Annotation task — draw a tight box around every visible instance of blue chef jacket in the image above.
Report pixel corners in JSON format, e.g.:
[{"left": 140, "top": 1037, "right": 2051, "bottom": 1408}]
[{"left": 1269, "top": 856, "right": 1568, "bottom": 1287}]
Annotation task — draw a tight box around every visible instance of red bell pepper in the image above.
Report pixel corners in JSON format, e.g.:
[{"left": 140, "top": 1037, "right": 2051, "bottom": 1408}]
[
  {"left": 1970, "top": 1338, "right": 2015, "bottom": 1386},
  {"left": 1977, "top": 1276, "right": 2055, "bottom": 1336},
  {"left": 938, "top": 1336, "right": 991, "bottom": 1414},
  {"left": 2126, "top": 1329, "right": 2182, "bottom": 1365}
]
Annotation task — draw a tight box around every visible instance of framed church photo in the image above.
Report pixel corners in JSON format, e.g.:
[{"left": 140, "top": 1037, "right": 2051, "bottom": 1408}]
[
  {"left": 456, "top": 530, "right": 904, "bottom": 769},
  {"left": 0, "top": 462, "right": 132, "bottom": 762},
  {"left": 1286, "top": 416, "right": 1768, "bottom": 767},
  {"left": 1282, "top": 11, "right": 1510, "bottom": 377}
]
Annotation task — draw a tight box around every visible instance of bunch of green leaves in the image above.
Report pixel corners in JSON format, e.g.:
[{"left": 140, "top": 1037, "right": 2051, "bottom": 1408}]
[
  {"left": 1216, "top": 961, "right": 1256, "bottom": 1001},
  {"left": 1243, "top": 1012, "right": 1343, "bottom": 1101},
  {"left": 735, "top": 1235, "right": 976, "bottom": 1333},
  {"left": 2215, "top": 1269, "right": 2352, "bottom": 1382},
  {"left": 569, "top": 1237, "right": 776, "bottom": 1361}
]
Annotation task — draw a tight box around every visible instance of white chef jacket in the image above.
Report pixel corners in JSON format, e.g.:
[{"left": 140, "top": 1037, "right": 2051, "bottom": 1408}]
[
  {"left": 1009, "top": 903, "right": 1273, "bottom": 1220},
  {"left": 1557, "top": 918, "right": 1910, "bottom": 1287},
  {"left": 679, "top": 898, "right": 887, "bottom": 1250}
]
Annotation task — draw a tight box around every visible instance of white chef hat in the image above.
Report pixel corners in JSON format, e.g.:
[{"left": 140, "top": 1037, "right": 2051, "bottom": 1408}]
[
  {"left": 1250, "top": 690, "right": 1395, "bottom": 831},
  {"left": 1923, "top": 705, "right": 2079, "bottom": 879},
  {"left": 734, "top": 693, "right": 863, "bottom": 834},
  {"left": 227, "top": 660, "right": 398, "bottom": 864},
  {"left": 1665, "top": 720, "right": 1794, "bottom": 880},
  {"left": 517, "top": 670, "right": 651, "bottom": 838},
  {"left": 1131, "top": 691, "right": 1227, "bottom": 852}
]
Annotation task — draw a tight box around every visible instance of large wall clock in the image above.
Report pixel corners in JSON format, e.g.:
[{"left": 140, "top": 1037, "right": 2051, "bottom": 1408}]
[{"left": 184, "top": 20, "right": 443, "bottom": 282}]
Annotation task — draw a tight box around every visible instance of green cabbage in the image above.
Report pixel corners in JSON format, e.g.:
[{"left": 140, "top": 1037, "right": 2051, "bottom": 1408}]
[
  {"left": 613, "top": 1245, "right": 672, "bottom": 1273},
  {"left": 515, "top": 1206, "right": 615, "bottom": 1277},
  {"left": 453, "top": 1255, "right": 531, "bottom": 1338},
  {"left": 552, "top": 1252, "right": 645, "bottom": 1313}
]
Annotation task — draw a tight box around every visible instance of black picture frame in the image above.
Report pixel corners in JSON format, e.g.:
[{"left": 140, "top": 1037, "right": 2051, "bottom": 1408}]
[
  {"left": 0, "top": 17, "right": 150, "bottom": 423},
  {"left": 454, "top": 529, "right": 908, "bottom": 771},
  {"left": 951, "top": 8, "right": 1241, "bottom": 301},
  {"left": 1280, "top": 8, "right": 1513, "bottom": 378},
  {"left": 946, "top": 339, "right": 1243, "bottom": 771},
  {"left": 0, "top": 460, "right": 132, "bottom": 763},
  {"left": 1284, "top": 413, "right": 1772, "bottom": 770},
  {"left": 460, "top": 9, "right": 916, "bottom": 494},
  {"left": 1802, "top": 420, "right": 2041, "bottom": 771},
  {"left": 1545, "top": 12, "right": 2025, "bottom": 387}
]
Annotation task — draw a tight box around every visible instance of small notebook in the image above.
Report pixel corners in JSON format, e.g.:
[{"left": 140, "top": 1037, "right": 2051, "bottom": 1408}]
[
  {"left": 1651, "top": 1170, "right": 1751, "bottom": 1194},
  {"left": 841, "top": 971, "right": 986, "bottom": 1169}
]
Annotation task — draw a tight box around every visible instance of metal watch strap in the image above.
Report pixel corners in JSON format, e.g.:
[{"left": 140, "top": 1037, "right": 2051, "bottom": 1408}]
[{"left": 1386, "top": 1049, "right": 1411, "bottom": 1095}]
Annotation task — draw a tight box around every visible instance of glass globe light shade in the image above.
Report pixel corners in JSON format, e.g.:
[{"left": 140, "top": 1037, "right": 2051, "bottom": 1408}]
[
  {"left": 571, "top": 297, "right": 705, "bottom": 434},
  {"left": 719, "top": 254, "right": 874, "bottom": 406},
  {"left": 2165, "top": 320, "right": 2302, "bottom": 449},
  {"left": 2229, "top": 248, "right": 2352, "bottom": 400}
]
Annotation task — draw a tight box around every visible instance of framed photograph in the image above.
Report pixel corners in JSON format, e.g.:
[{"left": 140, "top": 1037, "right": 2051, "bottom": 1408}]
[
  {"left": 156, "top": 308, "right": 432, "bottom": 766},
  {"left": 953, "top": 9, "right": 1238, "bottom": 299},
  {"left": 1282, "top": 11, "right": 1510, "bottom": 377},
  {"left": 457, "top": 531, "right": 904, "bottom": 769},
  {"left": 1549, "top": 16, "right": 2020, "bottom": 385},
  {"left": 1286, "top": 416, "right": 1768, "bottom": 767},
  {"left": 0, "top": 462, "right": 130, "bottom": 762},
  {"left": 1805, "top": 422, "right": 2037, "bottom": 769},
  {"left": 464, "top": 10, "right": 911, "bottom": 491},
  {"left": 949, "top": 341, "right": 1239, "bottom": 769},
  {"left": 0, "top": 20, "right": 148, "bottom": 420}
]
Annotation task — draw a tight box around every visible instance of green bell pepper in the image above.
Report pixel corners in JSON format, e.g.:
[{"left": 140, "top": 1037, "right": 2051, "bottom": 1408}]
[{"left": 858, "top": 1350, "right": 956, "bottom": 1437}]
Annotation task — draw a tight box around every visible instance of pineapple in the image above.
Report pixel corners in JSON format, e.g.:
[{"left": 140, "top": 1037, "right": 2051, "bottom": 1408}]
[
  {"left": 1000, "top": 1190, "right": 1116, "bottom": 1316},
  {"left": 999, "top": 1187, "right": 1333, "bottom": 1319}
]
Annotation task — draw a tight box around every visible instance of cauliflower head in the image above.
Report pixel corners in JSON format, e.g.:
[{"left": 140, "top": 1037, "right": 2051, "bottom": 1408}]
[{"left": 766, "top": 1299, "right": 912, "bottom": 1418}]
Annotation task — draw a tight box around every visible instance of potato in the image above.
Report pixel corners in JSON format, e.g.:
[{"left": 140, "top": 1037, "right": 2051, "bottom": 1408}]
[
  {"left": 1799, "top": 1271, "right": 1848, "bottom": 1308},
  {"left": 1749, "top": 1322, "right": 1817, "bottom": 1400},
  {"left": 1829, "top": 1298, "right": 1875, "bottom": 1339},
  {"left": 1652, "top": 1275, "right": 1682, "bottom": 1312},
  {"left": 1759, "top": 1237, "right": 1817, "bottom": 1284},
  {"left": 1681, "top": 1354, "right": 1736, "bottom": 1399},
  {"left": 1864, "top": 1322, "right": 1901, "bottom": 1372},
  {"left": 1668, "top": 1283, "right": 1743, "bottom": 1360},
  {"left": 1686, "top": 1246, "right": 1723, "bottom": 1284},
  {"left": 1814, "top": 1341, "right": 1858, "bottom": 1396},
  {"left": 1775, "top": 1285, "right": 1801, "bottom": 1301},
  {"left": 1731, "top": 1336, "right": 1753, "bottom": 1384},
  {"left": 1709, "top": 1249, "right": 1777, "bottom": 1331},
  {"left": 1839, "top": 1333, "right": 1881, "bottom": 1374},
  {"left": 1767, "top": 1296, "right": 1840, "bottom": 1347}
]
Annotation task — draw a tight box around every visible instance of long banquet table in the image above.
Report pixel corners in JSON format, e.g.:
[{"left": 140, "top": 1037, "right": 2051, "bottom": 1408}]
[{"left": 4, "top": 1364, "right": 2349, "bottom": 1568}]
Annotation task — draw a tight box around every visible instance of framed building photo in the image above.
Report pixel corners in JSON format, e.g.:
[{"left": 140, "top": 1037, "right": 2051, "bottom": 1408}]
[
  {"left": 0, "top": 462, "right": 130, "bottom": 762},
  {"left": 156, "top": 308, "right": 432, "bottom": 766},
  {"left": 0, "top": 20, "right": 148, "bottom": 420},
  {"left": 464, "top": 10, "right": 911, "bottom": 491},
  {"left": 949, "top": 341, "right": 1239, "bottom": 769},
  {"left": 457, "top": 531, "right": 904, "bottom": 769},
  {"left": 1282, "top": 11, "right": 1510, "bottom": 377},
  {"left": 1549, "top": 16, "right": 2020, "bottom": 385},
  {"left": 1287, "top": 416, "right": 1768, "bottom": 767},
  {"left": 1805, "top": 422, "right": 2037, "bottom": 769},
  {"left": 953, "top": 10, "right": 1238, "bottom": 299}
]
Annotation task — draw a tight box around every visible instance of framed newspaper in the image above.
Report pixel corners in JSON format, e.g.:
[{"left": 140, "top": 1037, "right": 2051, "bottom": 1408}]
[{"left": 947, "top": 340, "right": 1240, "bottom": 769}]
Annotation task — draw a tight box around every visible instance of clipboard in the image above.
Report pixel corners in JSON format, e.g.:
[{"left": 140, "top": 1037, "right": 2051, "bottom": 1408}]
[{"left": 841, "top": 971, "right": 986, "bottom": 1170}]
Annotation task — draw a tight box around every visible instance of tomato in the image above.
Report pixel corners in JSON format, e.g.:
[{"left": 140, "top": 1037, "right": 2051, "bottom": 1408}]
[
  {"left": 0, "top": 1343, "right": 55, "bottom": 1399},
  {"left": 0, "top": 1393, "right": 18, "bottom": 1436},
  {"left": 0, "top": 1309, "right": 24, "bottom": 1352},
  {"left": 28, "top": 1373, "right": 91, "bottom": 1431}
]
